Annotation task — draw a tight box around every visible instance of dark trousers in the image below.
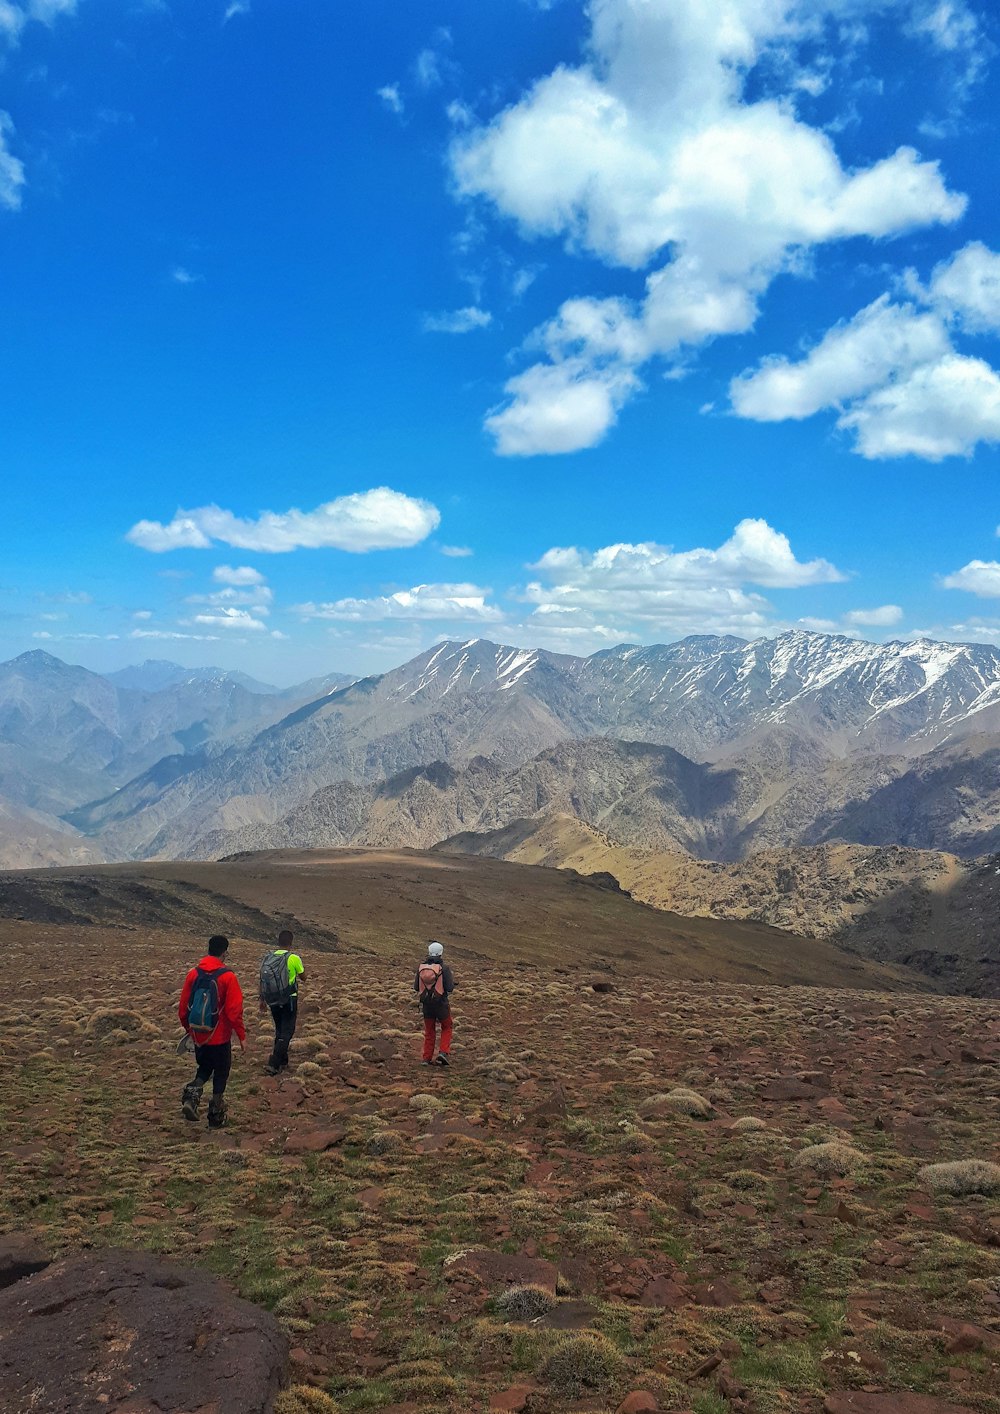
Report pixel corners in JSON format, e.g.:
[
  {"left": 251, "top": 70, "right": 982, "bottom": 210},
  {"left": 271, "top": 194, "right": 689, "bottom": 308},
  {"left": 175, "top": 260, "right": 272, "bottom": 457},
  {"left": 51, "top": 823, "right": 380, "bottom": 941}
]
[
  {"left": 269, "top": 1002, "right": 297, "bottom": 1070},
  {"left": 192, "top": 1041, "right": 232, "bottom": 1096}
]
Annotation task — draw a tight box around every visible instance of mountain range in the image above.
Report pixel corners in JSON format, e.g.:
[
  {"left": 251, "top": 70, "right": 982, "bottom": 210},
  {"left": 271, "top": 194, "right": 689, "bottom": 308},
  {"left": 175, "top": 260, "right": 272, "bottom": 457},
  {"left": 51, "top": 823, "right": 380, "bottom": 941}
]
[{"left": 5, "top": 631, "right": 1000, "bottom": 874}]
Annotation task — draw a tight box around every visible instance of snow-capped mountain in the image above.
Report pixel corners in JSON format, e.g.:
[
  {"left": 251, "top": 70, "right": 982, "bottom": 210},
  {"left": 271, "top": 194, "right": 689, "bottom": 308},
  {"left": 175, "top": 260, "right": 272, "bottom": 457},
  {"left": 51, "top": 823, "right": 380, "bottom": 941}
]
[{"left": 10, "top": 630, "right": 1000, "bottom": 864}]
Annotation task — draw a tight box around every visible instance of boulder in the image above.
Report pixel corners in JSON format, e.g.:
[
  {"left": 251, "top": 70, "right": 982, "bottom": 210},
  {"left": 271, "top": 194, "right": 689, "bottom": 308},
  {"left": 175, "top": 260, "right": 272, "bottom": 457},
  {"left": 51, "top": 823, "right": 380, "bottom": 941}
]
[
  {"left": 0, "top": 1248, "right": 288, "bottom": 1414},
  {"left": 0, "top": 1233, "right": 50, "bottom": 1289}
]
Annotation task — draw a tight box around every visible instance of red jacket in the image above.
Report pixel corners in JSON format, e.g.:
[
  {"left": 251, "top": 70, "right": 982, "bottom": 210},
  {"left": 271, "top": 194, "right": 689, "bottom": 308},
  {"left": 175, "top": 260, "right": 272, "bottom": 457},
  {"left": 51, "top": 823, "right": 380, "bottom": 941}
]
[{"left": 179, "top": 955, "right": 246, "bottom": 1046}]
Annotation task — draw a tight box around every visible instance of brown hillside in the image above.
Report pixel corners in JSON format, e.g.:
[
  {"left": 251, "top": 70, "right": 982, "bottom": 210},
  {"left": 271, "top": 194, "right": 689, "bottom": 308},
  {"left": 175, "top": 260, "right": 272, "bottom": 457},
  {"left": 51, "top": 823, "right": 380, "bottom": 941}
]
[
  {"left": 0, "top": 847, "right": 927, "bottom": 992},
  {"left": 437, "top": 814, "right": 1000, "bottom": 996}
]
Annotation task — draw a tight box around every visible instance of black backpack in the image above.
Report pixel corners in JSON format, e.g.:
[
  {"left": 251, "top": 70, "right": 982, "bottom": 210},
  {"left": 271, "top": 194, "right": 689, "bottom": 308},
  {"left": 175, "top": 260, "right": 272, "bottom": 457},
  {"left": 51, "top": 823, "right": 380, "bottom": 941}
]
[{"left": 187, "top": 965, "right": 229, "bottom": 1042}]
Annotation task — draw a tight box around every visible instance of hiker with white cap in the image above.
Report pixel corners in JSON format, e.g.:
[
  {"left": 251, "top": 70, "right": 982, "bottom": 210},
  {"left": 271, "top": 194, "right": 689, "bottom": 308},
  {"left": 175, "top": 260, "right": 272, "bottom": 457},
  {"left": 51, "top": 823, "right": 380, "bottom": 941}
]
[{"left": 414, "top": 940, "right": 456, "bottom": 1066}]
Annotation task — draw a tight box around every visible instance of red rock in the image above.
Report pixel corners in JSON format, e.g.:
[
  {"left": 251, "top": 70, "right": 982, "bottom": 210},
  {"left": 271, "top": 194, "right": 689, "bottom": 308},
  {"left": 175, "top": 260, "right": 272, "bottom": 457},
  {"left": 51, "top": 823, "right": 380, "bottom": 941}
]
[
  {"left": 490, "top": 1385, "right": 535, "bottom": 1411},
  {"left": 617, "top": 1394, "right": 658, "bottom": 1413},
  {"left": 0, "top": 1249, "right": 287, "bottom": 1414},
  {"left": 692, "top": 1279, "right": 740, "bottom": 1308},
  {"left": 283, "top": 1126, "right": 346, "bottom": 1154},
  {"left": 640, "top": 1274, "right": 690, "bottom": 1308}
]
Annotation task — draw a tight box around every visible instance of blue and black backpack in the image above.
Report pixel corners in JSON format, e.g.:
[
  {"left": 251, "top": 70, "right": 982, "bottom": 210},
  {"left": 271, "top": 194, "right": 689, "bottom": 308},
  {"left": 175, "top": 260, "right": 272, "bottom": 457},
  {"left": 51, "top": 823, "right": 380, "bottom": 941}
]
[{"left": 187, "top": 965, "right": 228, "bottom": 1042}]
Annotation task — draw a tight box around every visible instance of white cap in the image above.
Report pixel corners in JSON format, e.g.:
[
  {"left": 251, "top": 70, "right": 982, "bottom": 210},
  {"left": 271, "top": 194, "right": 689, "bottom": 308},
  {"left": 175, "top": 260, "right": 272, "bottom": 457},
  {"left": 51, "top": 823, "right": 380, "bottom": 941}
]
[{"left": 427, "top": 941, "right": 444, "bottom": 959}]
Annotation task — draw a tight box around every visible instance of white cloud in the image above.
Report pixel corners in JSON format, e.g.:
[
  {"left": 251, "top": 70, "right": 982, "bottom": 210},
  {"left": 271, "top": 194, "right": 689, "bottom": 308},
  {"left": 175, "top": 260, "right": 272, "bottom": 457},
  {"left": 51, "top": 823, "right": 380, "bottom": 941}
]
[
  {"left": 450, "top": 0, "right": 968, "bottom": 454},
  {"left": 840, "top": 353, "right": 1000, "bottom": 459},
  {"left": 186, "top": 586, "right": 273, "bottom": 610},
  {"left": 730, "top": 296, "right": 950, "bottom": 421},
  {"left": 0, "top": 113, "right": 25, "bottom": 210},
  {"left": 126, "top": 487, "right": 441, "bottom": 553},
  {"left": 486, "top": 359, "right": 640, "bottom": 456},
  {"left": 423, "top": 306, "right": 492, "bottom": 334},
  {"left": 190, "top": 608, "right": 269, "bottom": 632},
  {"left": 171, "top": 266, "right": 203, "bottom": 285},
  {"left": 940, "top": 559, "right": 1000, "bottom": 596},
  {"left": 520, "top": 518, "right": 844, "bottom": 641},
  {"left": 130, "top": 629, "right": 221, "bottom": 641},
  {"left": 295, "top": 582, "right": 504, "bottom": 623},
  {"left": 733, "top": 244, "right": 1000, "bottom": 459},
  {"left": 223, "top": 1, "right": 250, "bottom": 20},
  {"left": 377, "top": 84, "right": 404, "bottom": 116},
  {"left": 924, "top": 241, "right": 1000, "bottom": 334},
  {"left": 843, "top": 604, "right": 904, "bottom": 626},
  {"left": 132, "top": 609, "right": 153, "bottom": 620},
  {"left": 212, "top": 564, "right": 265, "bottom": 585},
  {"left": 440, "top": 544, "right": 473, "bottom": 558}
]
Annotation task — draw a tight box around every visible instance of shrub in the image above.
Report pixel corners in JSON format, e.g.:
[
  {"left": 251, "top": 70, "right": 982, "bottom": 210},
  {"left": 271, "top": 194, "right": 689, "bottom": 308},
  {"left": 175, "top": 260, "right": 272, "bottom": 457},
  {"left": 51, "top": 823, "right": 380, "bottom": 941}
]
[
  {"left": 496, "top": 1284, "right": 556, "bottom": 1322},
  {"left": 540, "top": 1334, "right": 627, "bottom": 1398},
  {"left": 792, "top": 1142, "right": 866, "bottom": 1177},
  {"left": 919, "top": 1160, "right": 1000, "bottom": 1196},
  {"left": 86, "top": 1008, "right": 146, "bottom": 1039},
  {"left": 731, "top": 1116, "right": 767, "bottom": 1132},
  {"left": 297, "top": 1061, "right": 324, "bottom": 1079}
]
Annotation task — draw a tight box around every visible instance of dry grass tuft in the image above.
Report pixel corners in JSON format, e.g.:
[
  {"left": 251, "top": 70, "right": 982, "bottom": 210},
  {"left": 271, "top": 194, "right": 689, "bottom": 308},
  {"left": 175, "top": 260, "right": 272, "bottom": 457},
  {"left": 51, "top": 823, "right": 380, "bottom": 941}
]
[
  {"left": 539, "top": 1334, "right": 627, "bottom": 1399},
  {"left": 496, "top": 1284, "right": 556, "bottom": 1322},
  {"left": 792, "top": 1141, "right": 866, "bottom": 1177},
  {"left": 85, "top": 1007, "right": 149, "bottom": 1040},
  {"left": 731, "top": 1116, "right": 767, "bottom": 1132},
  {"left": 918, "top": 1159, "right": 1000, "bottom": 1196}
]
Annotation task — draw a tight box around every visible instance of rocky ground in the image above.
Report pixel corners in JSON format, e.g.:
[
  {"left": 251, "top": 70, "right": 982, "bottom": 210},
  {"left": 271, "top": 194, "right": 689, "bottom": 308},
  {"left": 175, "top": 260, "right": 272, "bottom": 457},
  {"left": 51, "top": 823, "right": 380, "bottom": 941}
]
[{"left": 2, "top": 922, "right": 1000, "bottom": 1414}]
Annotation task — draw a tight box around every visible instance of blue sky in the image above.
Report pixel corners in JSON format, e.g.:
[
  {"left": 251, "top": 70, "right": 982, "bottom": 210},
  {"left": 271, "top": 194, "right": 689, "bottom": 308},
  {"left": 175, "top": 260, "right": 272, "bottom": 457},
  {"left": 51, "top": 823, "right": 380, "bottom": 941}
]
[{"left": 2, "top": 0, "right": 1000, "bottom": 684}]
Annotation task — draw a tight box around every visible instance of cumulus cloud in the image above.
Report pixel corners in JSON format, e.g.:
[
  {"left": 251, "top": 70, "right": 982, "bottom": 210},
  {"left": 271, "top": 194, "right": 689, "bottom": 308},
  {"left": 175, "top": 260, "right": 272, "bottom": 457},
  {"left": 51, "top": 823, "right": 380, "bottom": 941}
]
[
  {"left": 843, "top": 604, "right": 904, "bottom": 626},
  {"left": 213, "top": 564, "right": 265, "bottom": 585},
  {"left": 190, "top": 608, "right": 269, "bottom": 632},
  {"left": 294, "top": 582, "right": 504, "bottom": 623},
  {"left": 732, "top": 243, "right": 1000, "bottom": 459},
  {"left": 923, "top": 241, "right": 1000, "bottom": 334},
  {"left": 126, "top": 487, "right": 441, "bottom": 553},
  {"left": 519, "top": 518, "right": 844, "bottom": 641},
  {"left": 486, "top": 360, "right": 640, "bottom": 455},
  {"left": 450, "top": 0, "right": 968, "bottom": 454},
  {"left": 940, "top": 559, "right": 1000, "bottom": 596},
  {"left": 423, "top": 306, "right": 492, "bottom": 334}
]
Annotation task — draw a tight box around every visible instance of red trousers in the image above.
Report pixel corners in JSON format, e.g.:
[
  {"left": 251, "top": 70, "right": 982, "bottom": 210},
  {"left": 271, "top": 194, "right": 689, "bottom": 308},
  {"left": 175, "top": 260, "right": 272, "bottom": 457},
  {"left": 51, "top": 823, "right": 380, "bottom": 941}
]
[{"left": 423, "top": 1014, "right": 453, "bottom": 1061}]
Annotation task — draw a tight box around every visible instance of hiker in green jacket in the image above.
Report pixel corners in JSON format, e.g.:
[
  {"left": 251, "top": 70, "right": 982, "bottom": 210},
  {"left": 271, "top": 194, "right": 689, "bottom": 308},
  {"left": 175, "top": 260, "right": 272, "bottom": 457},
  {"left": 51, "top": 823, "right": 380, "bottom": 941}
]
[{"left": 259, "top": 929, "right": 305, "bottom": 1076}]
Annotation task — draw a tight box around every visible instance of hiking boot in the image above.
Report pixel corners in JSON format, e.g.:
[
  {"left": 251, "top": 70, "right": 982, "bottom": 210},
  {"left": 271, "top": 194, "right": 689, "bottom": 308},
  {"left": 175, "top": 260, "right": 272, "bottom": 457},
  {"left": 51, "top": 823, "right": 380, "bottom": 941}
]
[
  {"left": 207, "top": 1096, "right": 227, "bottom": 1129},
  {"left": 435, "top": 1054, "right": 450, "bottom": 1067},
  {"left": 422, "top": 1057, "right": 435, "bottom": 1065},
  {"left": 181, "top": 1083, "right": 202, "bottom": 1122},
  {"left": 264, "top": 1063, "right": 279, "bottom": 1077}
]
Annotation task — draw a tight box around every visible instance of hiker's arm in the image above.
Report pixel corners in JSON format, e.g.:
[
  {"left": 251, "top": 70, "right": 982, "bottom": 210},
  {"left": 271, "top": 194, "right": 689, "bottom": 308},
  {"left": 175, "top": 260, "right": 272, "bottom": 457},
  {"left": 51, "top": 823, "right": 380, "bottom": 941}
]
[
  {"left": 226, "top": 975, "right": 247, "bottom": 1048},
  {"left": 178, "top": 972, "right": 193, "bottom": 1031},
  {"left": 445, "top": 967, "right": 456, "bottom": 994}
]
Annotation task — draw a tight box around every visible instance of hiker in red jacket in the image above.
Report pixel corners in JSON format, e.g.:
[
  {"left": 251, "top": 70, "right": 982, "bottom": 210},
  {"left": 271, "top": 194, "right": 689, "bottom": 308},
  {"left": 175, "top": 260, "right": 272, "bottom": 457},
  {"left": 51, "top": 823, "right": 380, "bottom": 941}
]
[
  {"left": 414, "top": 940, "right": 455, "bottom": 1067},
  {"left": 178, "top": 935, "right": 246, "bottom": 1128}
]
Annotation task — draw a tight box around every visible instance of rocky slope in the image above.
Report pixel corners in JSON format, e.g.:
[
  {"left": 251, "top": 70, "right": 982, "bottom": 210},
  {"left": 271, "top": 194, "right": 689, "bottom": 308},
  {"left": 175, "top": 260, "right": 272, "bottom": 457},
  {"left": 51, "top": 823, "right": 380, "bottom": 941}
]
[
  {"left": 0, "top": 794, "right": 107, "bottom": 868},
  {"left": 438, "top": 813, "right": 1000, "bottom": 996},
  {"left": 186, "top": 729, "right": 1000, "bottom": 869}
]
